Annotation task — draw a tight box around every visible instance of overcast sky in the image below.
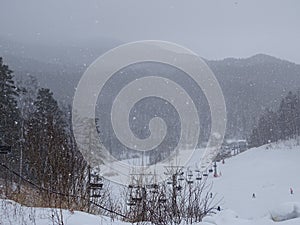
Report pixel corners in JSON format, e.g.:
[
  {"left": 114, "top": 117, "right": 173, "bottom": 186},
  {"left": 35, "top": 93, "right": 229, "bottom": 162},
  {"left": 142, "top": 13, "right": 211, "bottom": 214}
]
[{"left": 1, "top": 0, "right": 300, "bottom": 63}]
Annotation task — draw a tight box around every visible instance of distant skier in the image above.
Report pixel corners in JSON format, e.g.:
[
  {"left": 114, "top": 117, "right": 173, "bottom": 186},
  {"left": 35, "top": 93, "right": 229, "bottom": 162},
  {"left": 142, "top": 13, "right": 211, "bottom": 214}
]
[
  {"left": 217, "top": 206, "right": 221, "bottom": 211},
  {"left": 222, "top": 159, "right": 225, "bottom": 164},
  {"left": 290, "top": 187, "right": 294, "bottom": 195},
  {"left": 252, "top": 193, "right": 256, "bottom": 198},
  {"left": 210, "top": 192, "right": 213, "bottom": 198}
]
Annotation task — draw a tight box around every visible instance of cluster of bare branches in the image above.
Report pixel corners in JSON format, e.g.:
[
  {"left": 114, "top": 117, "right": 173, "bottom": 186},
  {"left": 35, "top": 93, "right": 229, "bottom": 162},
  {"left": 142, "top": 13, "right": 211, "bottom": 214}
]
[{"left": 124, "top": 167, "right": 221, "bottom": 224}]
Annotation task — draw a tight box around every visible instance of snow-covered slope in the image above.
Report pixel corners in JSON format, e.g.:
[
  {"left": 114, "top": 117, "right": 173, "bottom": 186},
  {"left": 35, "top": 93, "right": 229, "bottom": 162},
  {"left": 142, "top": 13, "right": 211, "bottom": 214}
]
[
  {"left": 212, "top": 140, "right": 300, "bottom": 220},
  {"left": 1, "top": 140, "right": 300, "bottom": 225},
  {"left": 197, "top": 139, "right": 300, "bottom": 225}
]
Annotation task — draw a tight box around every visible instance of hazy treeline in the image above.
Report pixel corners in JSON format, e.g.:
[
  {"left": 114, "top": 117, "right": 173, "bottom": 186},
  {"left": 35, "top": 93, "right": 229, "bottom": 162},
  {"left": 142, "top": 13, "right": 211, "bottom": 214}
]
[{"left": 249, "top": 90, "right": 300, "bottom": 147}]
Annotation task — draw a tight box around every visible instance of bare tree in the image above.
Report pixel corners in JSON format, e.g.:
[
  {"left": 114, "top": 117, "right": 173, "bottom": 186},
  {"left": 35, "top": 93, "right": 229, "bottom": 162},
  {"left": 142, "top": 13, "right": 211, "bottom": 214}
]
[{"left": 123, "top": 167, "right": 220, "bottom": 224}]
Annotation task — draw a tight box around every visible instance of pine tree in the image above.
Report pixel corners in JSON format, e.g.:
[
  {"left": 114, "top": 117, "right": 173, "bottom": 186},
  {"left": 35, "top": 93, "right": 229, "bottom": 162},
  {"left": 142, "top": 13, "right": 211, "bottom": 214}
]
[
  {"left": 0, "top": 57, "right": 21, "bottom": 176},
  {"left": 278, "top": 91, "right": 297, "bottom": 140},
  {"left": 26, "top": 88, "right": 67, "bottom": 188},
  {"left": 248, "top": 109, "right": 278, "bottom": 147},
  {"left": 248, "top": 127, "right": 260, "bottom": 147},
  {"left": 0, "top": 57, "right": 20, "bottom": 146},
  {"left": 25, "top": 88, "right": 90, "bottom": 208}
]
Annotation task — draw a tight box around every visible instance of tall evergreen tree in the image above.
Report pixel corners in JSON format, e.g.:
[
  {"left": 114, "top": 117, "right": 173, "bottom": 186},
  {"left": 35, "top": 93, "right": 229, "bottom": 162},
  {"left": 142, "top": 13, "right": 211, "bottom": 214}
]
[
  {"left": 26, "top": 88, "right": 67, "bottom": 188},
  {"left": 0, "top": 57, "right": 20, "bottom": 146},
  {"left": 278, "top": 91, "right": 298, "bottom": 140},
  {"left": 25, "top": 88, "right": 89, "bottom": 208},
  {"left": 0, "top": 57, "right": 21, "bottom": 176}
]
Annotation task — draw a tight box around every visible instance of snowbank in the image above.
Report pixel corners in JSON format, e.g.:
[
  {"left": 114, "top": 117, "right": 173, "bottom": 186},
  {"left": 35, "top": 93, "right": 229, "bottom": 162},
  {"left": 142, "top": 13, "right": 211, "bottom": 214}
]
[
  {"left": 199, "top": 209, "right": 300, "bottom": 225},
  {"left": 270, "top": 202, "right": 300, "bottom": 222},
  {"left": 0, "top": 199, "right": 130, "bottom": 225}
]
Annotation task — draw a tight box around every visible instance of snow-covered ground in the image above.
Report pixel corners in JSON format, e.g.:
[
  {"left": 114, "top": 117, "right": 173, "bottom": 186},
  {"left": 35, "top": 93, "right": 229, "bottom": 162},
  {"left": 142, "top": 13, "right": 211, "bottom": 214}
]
[
  {"left": 200, "top": 139, "right": 300, "bottom": 225},
  {"left": 212, "top": 140, "right": 300, "bottom": 220},
  {"left": 0, "top": 199, "right": 130, "bottom": 225},
  {"left": 1, "top": 139, "right": 300, "bottom": 225}
]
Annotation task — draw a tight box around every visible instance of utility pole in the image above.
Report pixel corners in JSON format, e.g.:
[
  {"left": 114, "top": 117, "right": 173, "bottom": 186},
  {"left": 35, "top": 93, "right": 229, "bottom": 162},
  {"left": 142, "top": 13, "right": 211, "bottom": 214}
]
[
  {"left": 213, "top": 161, "right": 218, "bottom": 177},
  {"left": 87, "top": 165, "right": 91, "bottom": 213},
  {"left": 0, "top": 145, "right": 11, "bottom": 196}
]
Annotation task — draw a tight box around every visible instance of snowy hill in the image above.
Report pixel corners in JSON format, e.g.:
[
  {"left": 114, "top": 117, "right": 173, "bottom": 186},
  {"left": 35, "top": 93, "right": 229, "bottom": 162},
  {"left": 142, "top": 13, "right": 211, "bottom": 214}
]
[
  {"left": 1, "top": 140, "right": 300, "bottom": 225},
  {"left": 203, "top": 140, "right": 300, "bottom": 225},
  {"left": 212, "top": 140, "right": 300, "bottom": 219}
]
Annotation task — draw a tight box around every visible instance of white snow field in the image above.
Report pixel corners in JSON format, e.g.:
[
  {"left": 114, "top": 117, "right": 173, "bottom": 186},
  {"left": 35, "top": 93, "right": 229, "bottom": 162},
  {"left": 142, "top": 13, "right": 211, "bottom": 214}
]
[
  {"left": 1, "top": 139, "right": 300, "bottom": 225},
  {"left": 212, "top": 140, "right": 300, "bottom": 220}
]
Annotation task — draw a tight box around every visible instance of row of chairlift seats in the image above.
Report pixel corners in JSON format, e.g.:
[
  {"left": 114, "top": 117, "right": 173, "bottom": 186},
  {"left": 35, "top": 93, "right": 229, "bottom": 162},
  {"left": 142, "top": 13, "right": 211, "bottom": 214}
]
[
  {"left": 127, "top": 185, "right": 167, "bottom": 206},
  {"left": 126, "top": 168, "right": 214, "bottom": 206},
  {"left": 167, "top": 168, "right": 214, "bottom": 185}
]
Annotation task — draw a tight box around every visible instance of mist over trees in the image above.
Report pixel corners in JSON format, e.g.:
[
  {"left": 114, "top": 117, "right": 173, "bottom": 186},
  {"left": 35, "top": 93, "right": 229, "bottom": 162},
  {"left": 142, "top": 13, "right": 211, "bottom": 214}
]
[
  {"left": 249, "top": 90, "right": 300, "bottom": 147},
  {"left": 2, "top": 38, "right": 300, "bottom": 141}
]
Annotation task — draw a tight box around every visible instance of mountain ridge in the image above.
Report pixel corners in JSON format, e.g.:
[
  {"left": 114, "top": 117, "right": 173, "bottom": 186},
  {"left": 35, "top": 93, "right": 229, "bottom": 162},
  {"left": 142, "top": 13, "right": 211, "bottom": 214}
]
[{"left": 1, "top": 38, "right": 300, "bottom": 139}]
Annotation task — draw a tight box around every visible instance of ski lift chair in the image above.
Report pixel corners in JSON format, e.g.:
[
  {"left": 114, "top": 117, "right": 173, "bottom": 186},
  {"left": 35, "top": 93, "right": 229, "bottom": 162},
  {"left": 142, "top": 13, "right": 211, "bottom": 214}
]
[
  {"left": 196, "top": 171, "right": 202, "bottom": 180},
  {"left": 203, "top": 171, "right": 208, "bottom": 177}
]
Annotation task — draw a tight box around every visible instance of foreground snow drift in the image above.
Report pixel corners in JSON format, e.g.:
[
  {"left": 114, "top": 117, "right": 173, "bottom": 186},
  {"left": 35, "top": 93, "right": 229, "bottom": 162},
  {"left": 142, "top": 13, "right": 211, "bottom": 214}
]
[
  {"left": 1, "top": 199, "right": 300, "bottom": 225},
  {"left": 270, "top": 202, "right": 300, "bottom": 222},
  {"left": 0, "top": 199, "right": 129, "bottom": 225},
  {"left": 201, "top": 209, "right": 300, "bottom": 225}
]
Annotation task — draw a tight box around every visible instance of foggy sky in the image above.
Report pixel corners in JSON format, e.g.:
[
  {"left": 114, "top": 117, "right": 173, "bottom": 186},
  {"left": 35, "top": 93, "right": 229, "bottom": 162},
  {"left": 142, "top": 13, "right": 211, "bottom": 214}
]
[{"left": 1, "top": 0, "right": 300, "bottom": 63}]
